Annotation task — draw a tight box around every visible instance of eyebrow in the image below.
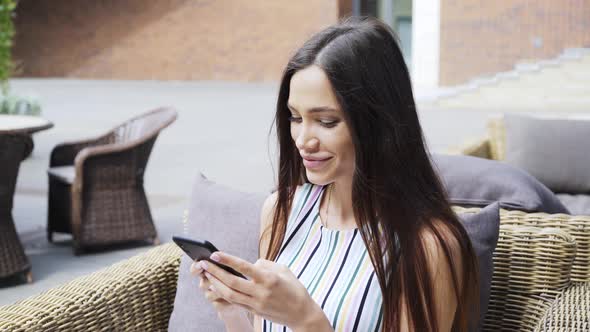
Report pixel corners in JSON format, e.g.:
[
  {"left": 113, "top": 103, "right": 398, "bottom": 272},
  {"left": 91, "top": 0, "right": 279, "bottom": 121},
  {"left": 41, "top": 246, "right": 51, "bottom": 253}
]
[{"left": 287, "top": 104, "right": 338, "bottom": 114}]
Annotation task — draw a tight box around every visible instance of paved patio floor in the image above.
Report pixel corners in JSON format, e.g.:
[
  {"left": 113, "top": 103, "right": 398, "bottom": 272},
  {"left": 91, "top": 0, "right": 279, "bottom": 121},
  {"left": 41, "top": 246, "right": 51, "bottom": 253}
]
[{"left": 0, "top": 78, "right": 495, "bottom": 305}]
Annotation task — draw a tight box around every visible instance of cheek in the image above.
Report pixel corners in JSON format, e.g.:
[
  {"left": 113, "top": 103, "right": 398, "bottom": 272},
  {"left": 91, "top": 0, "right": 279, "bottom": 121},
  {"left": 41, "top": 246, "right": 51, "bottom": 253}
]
[
  {"left": 328, "top": 131, "right": 355, "bottom": 162},
  {"left": 290, "top": 124, "right": 299, "bottom": 142},
  {"left": 338, "top": 138, "right": 355, "bottom": 167},
  {"left": 335, "top": 130, "right": 354, "bottom": 156},
  {"left": 342, "top": 142, "right": 355, "bottom": 166}
]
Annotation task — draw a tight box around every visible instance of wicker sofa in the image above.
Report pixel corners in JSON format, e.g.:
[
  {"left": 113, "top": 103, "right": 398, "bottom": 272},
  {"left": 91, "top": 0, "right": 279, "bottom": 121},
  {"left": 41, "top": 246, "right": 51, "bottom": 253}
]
[{"left": 0, "top": 207, "right": 588, "bottom": 331}]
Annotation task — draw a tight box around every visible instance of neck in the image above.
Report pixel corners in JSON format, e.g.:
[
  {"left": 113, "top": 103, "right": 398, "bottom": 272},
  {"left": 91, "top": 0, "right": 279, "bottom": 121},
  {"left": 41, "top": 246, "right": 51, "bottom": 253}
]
[{"left": 322, "top": 179, "right": 356, "bottom": 230}]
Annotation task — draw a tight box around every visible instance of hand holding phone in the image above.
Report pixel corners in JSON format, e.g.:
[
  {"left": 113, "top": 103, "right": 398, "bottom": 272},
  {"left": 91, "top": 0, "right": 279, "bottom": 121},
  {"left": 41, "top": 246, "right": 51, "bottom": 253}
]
[{"left": 172, "top": 236, "right": 247, "bottom": 279}]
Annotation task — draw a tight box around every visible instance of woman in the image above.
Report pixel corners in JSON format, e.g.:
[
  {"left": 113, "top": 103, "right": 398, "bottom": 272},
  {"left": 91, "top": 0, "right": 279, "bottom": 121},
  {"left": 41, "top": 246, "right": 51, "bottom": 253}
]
[{"left": 191, "top": 16, "right": 479, "bottom": 331}]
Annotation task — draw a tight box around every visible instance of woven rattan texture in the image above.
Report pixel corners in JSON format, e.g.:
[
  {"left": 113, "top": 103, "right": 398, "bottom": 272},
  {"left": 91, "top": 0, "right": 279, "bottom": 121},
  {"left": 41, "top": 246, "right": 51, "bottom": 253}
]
[
  {"left": 0, "top": 134, "right": 31, "bottom": 278},
  {"left": 47, "top": 108, "right": 177, "bottom": 253},
  {"left": 498, "top": 210, "right": 590, "bottom": 283},
  {"left": 455, "top": 207, "right": 578, "bottom": 332},
  {"left": 458, "top": 136, "right": 590, "bottom": 283},
  {"left": 1, "top": 206, "right": 588, "bottom": 331},
  {"left": 0, "top": 243, "right": 181, "bottom": 332},
  {"left": 536, "top": 282, "right": 590, "bottom": 331}
]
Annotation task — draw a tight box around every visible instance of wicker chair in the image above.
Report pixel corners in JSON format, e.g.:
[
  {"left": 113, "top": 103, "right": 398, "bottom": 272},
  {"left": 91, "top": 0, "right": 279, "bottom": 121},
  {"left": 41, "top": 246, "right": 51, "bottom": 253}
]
[
  {"left": 47, "top": 108, "right": 177, "bottom": 254},
  {"left": 0, "top": 209, "right": 588, "bottom": 331},
  {"left": 450, "top": 117, "right": 590, "bottom": 330}
]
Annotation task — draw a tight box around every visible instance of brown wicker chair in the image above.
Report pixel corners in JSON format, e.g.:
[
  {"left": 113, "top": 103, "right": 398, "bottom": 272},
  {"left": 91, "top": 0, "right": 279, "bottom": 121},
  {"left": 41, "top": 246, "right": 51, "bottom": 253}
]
[
  {"left": 47, "top": 108, "right": 177, "bottom": 254},
  {"left": 0, "top": 134, "right": 32, "bottom": 283}
]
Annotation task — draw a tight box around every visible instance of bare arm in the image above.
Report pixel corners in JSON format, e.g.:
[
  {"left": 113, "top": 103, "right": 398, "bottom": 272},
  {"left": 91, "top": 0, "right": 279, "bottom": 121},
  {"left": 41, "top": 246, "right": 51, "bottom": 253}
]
[
  {"left": 253, "top": 192, "right": 278, "bottom": 332},
  {"left": 399, "top": 222, "right": 463, "bottom": 332},
  {"left": 427, "top": 225, "right": 463, "bottom": 332}
]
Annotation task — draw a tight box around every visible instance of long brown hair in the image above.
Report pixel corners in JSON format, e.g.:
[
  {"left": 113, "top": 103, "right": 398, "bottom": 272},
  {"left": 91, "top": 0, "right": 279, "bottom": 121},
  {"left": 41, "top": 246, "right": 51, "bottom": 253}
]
[{"left": 262, "top": 17, "right": 479, "bottom": 331}]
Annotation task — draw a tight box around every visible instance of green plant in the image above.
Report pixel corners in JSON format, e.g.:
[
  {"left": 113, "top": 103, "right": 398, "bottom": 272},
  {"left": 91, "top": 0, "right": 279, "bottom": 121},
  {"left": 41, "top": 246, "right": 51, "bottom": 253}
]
[
  {"left": 0, "top": 94, "right": 41, "bottom": 115},
  {"left": 0, "top": 0, "right": 15, "bottom": 95},
  {"left": 0, "top": 1, "right": 42, "bottom": 116}
]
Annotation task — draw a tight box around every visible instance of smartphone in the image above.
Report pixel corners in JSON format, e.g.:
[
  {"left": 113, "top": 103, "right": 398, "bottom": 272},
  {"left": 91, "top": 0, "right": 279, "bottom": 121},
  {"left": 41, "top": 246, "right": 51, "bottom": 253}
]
[{"left": 172, "top": 236, "right": 247, "bottom": 279}]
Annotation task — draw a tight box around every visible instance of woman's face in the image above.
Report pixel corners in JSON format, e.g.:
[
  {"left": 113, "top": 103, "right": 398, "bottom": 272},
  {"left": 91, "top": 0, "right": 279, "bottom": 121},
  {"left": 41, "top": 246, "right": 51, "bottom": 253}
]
[{"left": 287, "top": 65, "right": 355, "bottom": 186}]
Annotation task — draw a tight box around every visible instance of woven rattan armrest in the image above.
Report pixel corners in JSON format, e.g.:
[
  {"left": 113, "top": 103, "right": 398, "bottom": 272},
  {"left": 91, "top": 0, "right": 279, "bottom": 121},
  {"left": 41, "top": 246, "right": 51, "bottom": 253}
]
[
  {"left": 535, "top": 281, "right": 590, "bottom": 331},
  {"left": 0, "top": 243, "right": 182, "bottom": 332},
  {"left": 454, "top": 207, "right": 580, "bottom": 331},
  {"left": 69, "top": 135, "right": 159, "bottom": 199},
  {"left": 454, "top": 207, "right": 590, "bottom": 283},
  {"left": 70, "top": 110, "right": 177, "bottom": 185},
  {"left": 73, "top": 132, "right": 158, "bottom": 167},
  {"left": 484, "top": 225, "right": 577, "bottom": 331},
  {"left": 50, "top": 132, "right": 116, "bottom": 167},
  {"left": 495, "top": 209, "right": 590, "bottom": 283}
]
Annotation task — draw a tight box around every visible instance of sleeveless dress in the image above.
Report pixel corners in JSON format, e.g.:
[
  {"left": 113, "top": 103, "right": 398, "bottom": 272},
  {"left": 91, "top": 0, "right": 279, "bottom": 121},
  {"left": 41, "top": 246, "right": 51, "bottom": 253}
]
[{"left": 262, "top": 183, "right": 384, "bottom": 332}]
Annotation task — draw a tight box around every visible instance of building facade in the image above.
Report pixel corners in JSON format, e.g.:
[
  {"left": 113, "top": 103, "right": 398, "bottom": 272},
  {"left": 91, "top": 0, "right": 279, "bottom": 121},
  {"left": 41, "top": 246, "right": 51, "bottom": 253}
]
[{"left": 12, "top": 0, "right": 590, "bottom": 87}]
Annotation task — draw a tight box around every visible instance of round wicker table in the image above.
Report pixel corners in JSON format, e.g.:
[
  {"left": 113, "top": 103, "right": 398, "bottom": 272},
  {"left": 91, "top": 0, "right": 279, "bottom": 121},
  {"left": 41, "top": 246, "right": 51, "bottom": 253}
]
[{"left": 0, "top": 115, "right": 53, "bottom": 283}]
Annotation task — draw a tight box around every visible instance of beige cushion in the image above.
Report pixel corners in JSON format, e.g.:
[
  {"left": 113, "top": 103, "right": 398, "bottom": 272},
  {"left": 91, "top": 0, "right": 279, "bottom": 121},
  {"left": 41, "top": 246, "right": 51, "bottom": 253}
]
[
  {"left": 487, "top": 117, "right": 506, "bottom": 161},
  {"left": 48, "top": 166, "right": 75, "bottom": 184}
]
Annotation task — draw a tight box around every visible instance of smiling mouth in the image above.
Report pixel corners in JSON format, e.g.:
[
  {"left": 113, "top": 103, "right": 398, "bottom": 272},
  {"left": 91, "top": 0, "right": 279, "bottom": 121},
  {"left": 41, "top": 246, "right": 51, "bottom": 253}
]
[{"left": 302, "top": 157, "right": 332, "bottom": 169}]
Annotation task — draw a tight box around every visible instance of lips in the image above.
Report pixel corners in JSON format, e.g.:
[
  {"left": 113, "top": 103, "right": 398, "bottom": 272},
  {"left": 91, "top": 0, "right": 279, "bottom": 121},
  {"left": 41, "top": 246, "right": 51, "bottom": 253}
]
[{"left": 302, "top": 156, "right": 332, "bottom": 170}]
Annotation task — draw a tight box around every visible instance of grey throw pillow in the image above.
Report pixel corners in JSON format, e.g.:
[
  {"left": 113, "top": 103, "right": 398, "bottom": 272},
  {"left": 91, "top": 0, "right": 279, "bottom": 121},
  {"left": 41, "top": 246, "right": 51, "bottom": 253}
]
[
  {"left": 556, "top": 194, "right": 590, "bottom": 216},
  {"left": 168, "top": 173, "right": 266, "bottom": 332},
  {"left": 458, "top": 202, "right": 500, "bottom": 332},
  {"left": 433, "top": 154, "right": 569, "bottom": 214},
  {"left": 504, "top": 114, "right": 590, "bottom": 194}
]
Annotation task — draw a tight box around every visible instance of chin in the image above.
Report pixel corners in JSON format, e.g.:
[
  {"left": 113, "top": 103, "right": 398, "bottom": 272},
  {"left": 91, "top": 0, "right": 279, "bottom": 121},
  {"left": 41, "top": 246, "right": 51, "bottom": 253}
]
[{"left": 305, "top": 171, "right": 333, "bottom": 186}]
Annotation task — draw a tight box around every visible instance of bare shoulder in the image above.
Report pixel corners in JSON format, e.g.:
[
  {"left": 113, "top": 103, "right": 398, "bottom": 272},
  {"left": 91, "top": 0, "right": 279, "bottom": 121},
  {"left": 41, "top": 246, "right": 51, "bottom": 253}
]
[
  {"left": 259, "top": 191, "right": 278, "bottom": 259},
  {"left": 419, "top": 219, "right": 466, "bottom": 331},
  {"left": 260, "top": 191, "right": 278, "bottom": 232},
  {"left": 419, "top": 219, "right": 464, "bottom": 279},
  {"left": 260, "top": 185, "right": 304, "bottom": 234},
  {"left": 259, "top": 185, "right": 305, "bottom": 258},
  {"left": 420, "top": 219, "right": 462, "bottom": 256}
]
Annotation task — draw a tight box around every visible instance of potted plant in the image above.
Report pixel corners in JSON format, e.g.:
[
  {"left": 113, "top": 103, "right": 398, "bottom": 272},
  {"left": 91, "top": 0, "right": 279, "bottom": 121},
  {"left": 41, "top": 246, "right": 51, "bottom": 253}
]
[{"left": 1, "top": 0, "right": 43, "bottom": 158}]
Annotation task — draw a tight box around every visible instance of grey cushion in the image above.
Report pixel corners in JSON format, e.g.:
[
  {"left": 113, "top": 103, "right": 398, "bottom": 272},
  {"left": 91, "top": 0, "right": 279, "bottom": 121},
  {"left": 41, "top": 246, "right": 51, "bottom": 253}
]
[
  {"left": 556, "top": 194, "right": 590, "bottom": 215},
  {"left": 168, "top": 174, "right": 499, "bottom": 331},
  {"left": 504, "top": 114, "right": 590, "bottom": 194},
  {"left": 433, "top": 154, "right": 569, "bottom": 214},
  {"left": 47, "top": 166, "right": 76, "bottom": 184},
  {"left": 168, "top": 173, "right": 266, "bottom": 332},
  {"left": 458, "top": 202, "right": 500, "bottom": 332}
]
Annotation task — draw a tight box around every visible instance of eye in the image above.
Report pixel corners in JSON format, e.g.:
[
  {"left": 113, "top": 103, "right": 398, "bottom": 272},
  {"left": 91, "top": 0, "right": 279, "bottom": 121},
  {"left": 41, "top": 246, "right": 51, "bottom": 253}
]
[
  {"left": 288, "top": 115, "right": 302, "bottom": 123},
  {"left": 319, "top": 119, "right": 339, "bottom": 128}
]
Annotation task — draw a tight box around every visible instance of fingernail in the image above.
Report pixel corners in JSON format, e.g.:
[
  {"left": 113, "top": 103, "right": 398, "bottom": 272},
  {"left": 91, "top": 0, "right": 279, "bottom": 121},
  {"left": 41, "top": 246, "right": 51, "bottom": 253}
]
[
  {"left": 201, "top": 261, "right": 208, "bottom": 270},
  {"left": 210, "top": 253, "right": 220, "bottom": 262}
]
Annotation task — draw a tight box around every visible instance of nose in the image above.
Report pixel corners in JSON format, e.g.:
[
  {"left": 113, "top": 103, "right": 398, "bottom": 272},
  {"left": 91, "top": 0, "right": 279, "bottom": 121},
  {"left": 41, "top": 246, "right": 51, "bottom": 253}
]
[{"left": 294, "top": 124, "right": 319, "bottom": 152}]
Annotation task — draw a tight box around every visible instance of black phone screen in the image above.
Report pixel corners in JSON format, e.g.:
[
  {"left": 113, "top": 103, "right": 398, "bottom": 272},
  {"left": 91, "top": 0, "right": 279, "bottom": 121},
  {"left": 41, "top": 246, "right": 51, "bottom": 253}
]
[{"left": 172, "top": 236, "right": 247, "bottom": 279}]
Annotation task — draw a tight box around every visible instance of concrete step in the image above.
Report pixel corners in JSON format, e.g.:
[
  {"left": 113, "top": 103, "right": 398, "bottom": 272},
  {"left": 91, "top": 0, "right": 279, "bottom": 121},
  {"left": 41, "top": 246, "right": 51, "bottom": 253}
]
[{"left": 430, "top": 48, "right": 590, "bottom": 111}]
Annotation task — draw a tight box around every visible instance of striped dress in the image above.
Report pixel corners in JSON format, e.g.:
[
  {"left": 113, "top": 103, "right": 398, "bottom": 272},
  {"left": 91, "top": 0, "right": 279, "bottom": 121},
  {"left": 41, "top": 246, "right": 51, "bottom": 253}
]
[{"left": 262, "top": 183, "right": 384, "bottom": 332}]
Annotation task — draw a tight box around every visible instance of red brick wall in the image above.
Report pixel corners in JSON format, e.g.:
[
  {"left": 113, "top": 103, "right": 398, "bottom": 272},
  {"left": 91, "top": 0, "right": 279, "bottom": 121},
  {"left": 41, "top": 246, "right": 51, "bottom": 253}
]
[
  {"left": 12, "top": 0, "right": 338, "bottom": 81},
  {"left": 440, "top": 0, "right": 590, "bottom": 86},
  {"left": 338, "top": 0, "right": 353, "bottom": 18}
]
